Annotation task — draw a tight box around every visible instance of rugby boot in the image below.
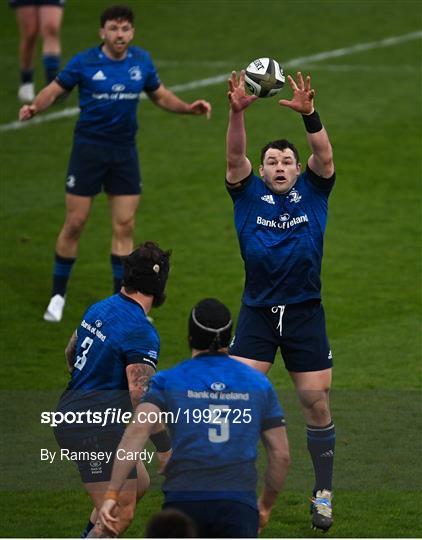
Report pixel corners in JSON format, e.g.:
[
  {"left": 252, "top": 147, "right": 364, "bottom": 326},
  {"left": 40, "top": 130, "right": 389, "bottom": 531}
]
[
  {"left": 18, "top": 83, "right": 35, "bottom": 103},
  {"left": 311, "top": 489, "right": 333, "bottom": 532},
  {"left": 43, "top": 294, "right": 66, "bottom": 322}
]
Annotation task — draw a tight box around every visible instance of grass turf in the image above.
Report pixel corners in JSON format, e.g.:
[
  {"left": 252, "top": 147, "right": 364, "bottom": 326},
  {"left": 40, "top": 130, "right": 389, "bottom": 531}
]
[{"left": 1, "top": 0, "right": 421, "bottom": 537}]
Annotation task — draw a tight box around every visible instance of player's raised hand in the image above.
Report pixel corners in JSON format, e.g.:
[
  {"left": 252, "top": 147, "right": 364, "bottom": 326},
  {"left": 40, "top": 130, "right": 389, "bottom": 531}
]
[
  {"left": 279, "top": 72, "right": 315, "bottom": 115},
  {"left": 187, "top": 99, "right": 212, "bottom": 119},
  {"left": 228, "top": 70, "right": 258, "bottom": 113},
  {"left": 19, "top": 104, "right": 36, "bottom": 121},
  {"left": 98, "top": 498, "right": 119, "bottom": 536}
]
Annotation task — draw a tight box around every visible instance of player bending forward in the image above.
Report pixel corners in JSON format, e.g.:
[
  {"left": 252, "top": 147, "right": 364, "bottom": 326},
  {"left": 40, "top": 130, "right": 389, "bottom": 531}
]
[
  {"left": 226, "top": 70, "right": 336, "bottom": 531},
  {"left": 54, "top": 241, "right": 172, "bottom": 538}
]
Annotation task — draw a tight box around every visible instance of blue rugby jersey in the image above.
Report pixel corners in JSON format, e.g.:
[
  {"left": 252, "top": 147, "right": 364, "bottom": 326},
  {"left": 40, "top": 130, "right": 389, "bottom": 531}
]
[
  {"left": 56, "top": 46, "right": 161, "bottom": 146},
  {"left": 142, "top": 353, "right": 285, "bottom": 509},
  {"left": 57, "top": 293, "right": 159, "bottom": 421},
  {"left": 227, "top": 166, "right": 335, "bottom": 306}
]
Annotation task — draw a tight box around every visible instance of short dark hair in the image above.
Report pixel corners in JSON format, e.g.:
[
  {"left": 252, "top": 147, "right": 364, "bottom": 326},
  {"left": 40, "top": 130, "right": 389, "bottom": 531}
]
[
  {"left": 100, "top": 5, "right": 134, "bottom": 27},
  {"left": 189, "top": 298, "right": 232, "bottom": 351},
  {"left": 122, "top": 241, "right": 171, "bottom": 307},
  {"left": 260, "top": 139, "right": 300, "bottom": 164},
  {"left": 145, "top": 508, "right": 197, "bottom": 538}
]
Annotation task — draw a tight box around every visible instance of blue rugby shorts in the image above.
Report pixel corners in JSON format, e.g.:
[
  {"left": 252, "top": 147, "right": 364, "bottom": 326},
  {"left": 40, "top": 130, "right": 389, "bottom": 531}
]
[
  {"left": 163, "top": 500, "right": 259, "bottom": 538},
  {"left": 54, "top": 427, "right": 137, "bottom": 483},
  {"left": 229, "top": 299, "right": 333, "bottom": 372},
  {"left": 10, "top": 0, "right": 65, "bottom": 7},
  {"left": 65, "top": 140, "right": 142, "bottom": 197}
]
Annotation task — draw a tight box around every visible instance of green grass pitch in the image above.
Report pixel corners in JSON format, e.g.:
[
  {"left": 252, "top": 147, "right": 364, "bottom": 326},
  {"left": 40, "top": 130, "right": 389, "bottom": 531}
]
[{"left": 1, "top": 0, "right": 421, "bottom": 537}]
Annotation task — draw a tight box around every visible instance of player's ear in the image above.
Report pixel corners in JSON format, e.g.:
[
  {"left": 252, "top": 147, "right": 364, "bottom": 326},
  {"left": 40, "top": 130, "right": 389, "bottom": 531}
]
[
  {"left": 297, "top": 161, "right": 301, "bottom": 173},
  {"left": 258, "top": 164, "right": 264, "bottom": 177},
  {"left": 99, "top": 29, "right": 105, "bottom": 41}
]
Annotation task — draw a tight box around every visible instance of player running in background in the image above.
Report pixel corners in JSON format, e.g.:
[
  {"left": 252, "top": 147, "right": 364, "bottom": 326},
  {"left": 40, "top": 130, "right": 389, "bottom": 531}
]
[
  {"left": 19, "top": 4, "right": 211, "bottom": 322},
  {"left": 225, "top": 70, "right": 336, "bottom": 531},
  {"left": 10, "top": 0, "right": 65, "bottom": 102},
  {"left": 54, "top": 241, "right": 172, "bottom": 538},
  {"left": 97, "top": 298, "right": 290, "bottom": 538}
]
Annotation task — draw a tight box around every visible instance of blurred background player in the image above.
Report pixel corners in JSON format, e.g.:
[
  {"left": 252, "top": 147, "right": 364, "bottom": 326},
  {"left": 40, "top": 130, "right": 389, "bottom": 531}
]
[
  {"left": 226, "top": 70, "right": 336, "bottom": 531},
  {"left": 145, "top": 508, "right": 197, "bottom": 538},
  {"left": 10, "top": 0, "right": 65, "bottom": 102},
  {"left": 19, "top": 4, "right": 212, "bottom": 322},
  {"left": 97, "top": 298, "right": 290, "bottom": 538},
  {"left": 54, "top": 241, "right": 172, "bottom": 538}
]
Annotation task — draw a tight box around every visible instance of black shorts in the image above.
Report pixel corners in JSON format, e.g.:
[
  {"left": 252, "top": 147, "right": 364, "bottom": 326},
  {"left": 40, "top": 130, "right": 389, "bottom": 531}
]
[
  {"left": 66, "top": 141, "right": 142, "bottom": 197},
  {"left": 10, "top": 0, "right": 65, "bottom": 7},
  {"left": 229, "top": 299, "right": 333, "bottom": 372},
  {"left": 54, "top": 427, "right": 137, "bottom": 484},
  {"left": 163, "top": 500, "right": 259, "bottom": 538}
]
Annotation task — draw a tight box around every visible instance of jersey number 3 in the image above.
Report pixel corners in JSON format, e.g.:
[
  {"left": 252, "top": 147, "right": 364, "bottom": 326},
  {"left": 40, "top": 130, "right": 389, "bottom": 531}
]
[{"left": 74, "top": 337, "right": 94, "bottom": 371}]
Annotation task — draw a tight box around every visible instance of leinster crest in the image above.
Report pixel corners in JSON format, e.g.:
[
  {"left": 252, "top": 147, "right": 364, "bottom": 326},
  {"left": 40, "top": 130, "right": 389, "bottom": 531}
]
[
  {"left": 129, "top": 66, "right": 142, "bottom": 81},
  {"left": 288, "top": 188, "right": 302, "bottom": 203}
]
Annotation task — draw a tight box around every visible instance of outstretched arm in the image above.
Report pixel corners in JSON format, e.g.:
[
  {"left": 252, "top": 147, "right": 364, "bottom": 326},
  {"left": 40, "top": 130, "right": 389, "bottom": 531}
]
[
  {"left": 226, "top": 70, "right": 257, "bottom": 184},
  {"left": 279, "top": 72, "right": 334, "bottom": 178},
  {"left": 147, "top": 84, "right": 211, "bottom": 118},
  {"left": 19, "top": 81, "right": 66, "bottom": 121}
]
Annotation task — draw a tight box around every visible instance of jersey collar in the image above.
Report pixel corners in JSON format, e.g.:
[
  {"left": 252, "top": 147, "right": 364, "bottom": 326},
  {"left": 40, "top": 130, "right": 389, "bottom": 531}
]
[{"left": 118, "top": 292, "right": 146, "bottom": 316}]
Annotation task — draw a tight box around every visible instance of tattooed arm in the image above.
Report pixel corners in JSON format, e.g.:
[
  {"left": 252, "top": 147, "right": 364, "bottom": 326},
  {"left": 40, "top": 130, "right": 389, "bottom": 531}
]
[
  {"left": 64, "top": 330, "right": 78, "bottom": 374},
  {"left": 125, "top": 363, "right": 171, "bottom": 470},
  {"left": 126, "top": 363, "right": 156, "bottom": 409}
]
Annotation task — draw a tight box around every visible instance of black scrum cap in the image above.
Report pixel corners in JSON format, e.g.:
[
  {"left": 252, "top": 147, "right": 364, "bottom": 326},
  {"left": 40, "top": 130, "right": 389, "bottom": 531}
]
[
  {"left": 189, "top": 298, "right": 232, "bottom": 351},
  {"left": 122, "top": 241, "right": 170, "bottom": 307}
]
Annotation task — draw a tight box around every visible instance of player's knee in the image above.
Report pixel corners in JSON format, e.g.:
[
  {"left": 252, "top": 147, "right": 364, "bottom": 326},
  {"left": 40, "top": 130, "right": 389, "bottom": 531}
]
[
  {"left": 137, "top": 471, "right": 150, "bottom": 500},
  {"left": 119, "top": 504, "right": 135, "bottom": 526},
  {"left": 22, "top": 29, "right": 38, "bottom": 47},
  {"left": 41, "top": 21, "right": 60, "bottom": 40},
  {"left": 308, "top": 400, "right": 331, "bottom": 425},
  {"left": 113, "top": 217, "right": 135, "bottom": 239},
  {"left": 63, "top": 215, "right": 87, "bottom": 239},
  {"left": 299, "top": 389, "right": 330, "bottom": 423},
  {"left": 115, "top": 496, "right": 136, "bottom": 532},
  {"left": 280, "top": 448, "right": 291, "bottom": 469}
]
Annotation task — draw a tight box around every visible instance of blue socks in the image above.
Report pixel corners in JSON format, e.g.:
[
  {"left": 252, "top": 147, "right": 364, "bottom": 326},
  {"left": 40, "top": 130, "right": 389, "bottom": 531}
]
[
  {"left": 307, "top": 422, "right": 335, "bottom": 493},
  {"left": 111, "top": 254, "right": 123, "bottom": 293},
  {"left": 20, "top": 69, "right": 34, "bottom": 84},
  {"left": 42, "top": 53, "right": 60, "bottom": 83},
  {"left": 20, "top": 55, "right": 59, "bottom": 86},
  {"left": 51, "top": 253, "right": 123, "bottom": 298},
  {"left": 52, "top": 253, "right": 76, "bottom": 297}
]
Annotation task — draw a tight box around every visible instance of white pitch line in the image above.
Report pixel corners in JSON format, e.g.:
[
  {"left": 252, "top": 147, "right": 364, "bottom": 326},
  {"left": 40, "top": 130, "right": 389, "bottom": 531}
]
[
  {"left": 283, "top": 30, "right": 422, "bottom": 66},
  {"left": 301, "top": 63, "right": 420, "bottom": 72},
  {"left": 1, "top": 30, "right": 420, "bottom": 134}
]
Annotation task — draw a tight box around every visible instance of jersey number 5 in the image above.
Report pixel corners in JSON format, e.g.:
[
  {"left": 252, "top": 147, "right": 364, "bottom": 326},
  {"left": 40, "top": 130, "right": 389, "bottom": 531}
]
[
  {"left": 74, "top": 337, "right": 94, "bottom": 371},
  {"left": 208, "top": 404, "right": 230, "bottom": 443}
]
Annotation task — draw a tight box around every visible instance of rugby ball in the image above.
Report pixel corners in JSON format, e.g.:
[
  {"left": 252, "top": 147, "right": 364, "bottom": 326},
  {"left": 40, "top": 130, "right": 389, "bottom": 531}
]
[{"left": 244, "top": 57, "right": 285, "bottom": 98}]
